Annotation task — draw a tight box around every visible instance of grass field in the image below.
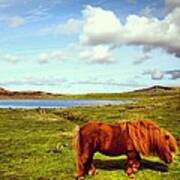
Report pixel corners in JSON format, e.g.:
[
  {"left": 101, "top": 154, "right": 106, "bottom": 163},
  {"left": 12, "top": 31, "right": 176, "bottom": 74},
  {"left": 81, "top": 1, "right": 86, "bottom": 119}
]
[{"left": 0, "top": 88, "right": 180, "bottom": 179}]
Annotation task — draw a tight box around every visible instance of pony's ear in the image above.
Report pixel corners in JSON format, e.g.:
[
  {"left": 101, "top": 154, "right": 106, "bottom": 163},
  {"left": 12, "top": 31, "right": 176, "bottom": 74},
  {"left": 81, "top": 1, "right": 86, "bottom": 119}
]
[{"left": 165, "top": 134, "right": 170, "bottom": 140}]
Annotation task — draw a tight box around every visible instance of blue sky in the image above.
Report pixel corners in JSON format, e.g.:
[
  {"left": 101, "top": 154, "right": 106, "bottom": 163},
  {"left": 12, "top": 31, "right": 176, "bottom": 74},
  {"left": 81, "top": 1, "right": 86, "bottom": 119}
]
[{"left": 0, "top": 0, "right": 180, "bottom": 93}]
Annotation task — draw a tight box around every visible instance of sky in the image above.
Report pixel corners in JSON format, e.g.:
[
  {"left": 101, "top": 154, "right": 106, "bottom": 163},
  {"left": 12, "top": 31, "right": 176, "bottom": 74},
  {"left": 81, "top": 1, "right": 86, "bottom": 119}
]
[{"left": 0, "top": 0, "right": 180, "bottom": 94}]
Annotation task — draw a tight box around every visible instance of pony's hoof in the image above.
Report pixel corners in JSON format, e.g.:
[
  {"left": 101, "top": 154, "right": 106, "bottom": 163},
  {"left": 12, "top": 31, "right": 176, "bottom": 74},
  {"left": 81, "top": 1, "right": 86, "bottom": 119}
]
[
  {"left": 126, "top": 168, "right": 135, "bottom": 179},
  {"left": 74, "top": 173, "right": 85, "bottom": 180},
  {"left": 88, "top": 169, "right": 97, "bottom": 176},
  {"left": 129, "top": 174, "right": 135, "bottom": 179},
  {"left": 126, "top": 167, "right": 133, "bottom": 176}
]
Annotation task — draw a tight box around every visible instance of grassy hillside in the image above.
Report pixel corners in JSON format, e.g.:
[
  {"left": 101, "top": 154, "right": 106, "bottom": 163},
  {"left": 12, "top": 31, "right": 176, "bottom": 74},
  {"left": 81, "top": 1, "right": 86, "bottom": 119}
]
[{"left": 0, "top": 88, "right": 180, "bottom": 179}]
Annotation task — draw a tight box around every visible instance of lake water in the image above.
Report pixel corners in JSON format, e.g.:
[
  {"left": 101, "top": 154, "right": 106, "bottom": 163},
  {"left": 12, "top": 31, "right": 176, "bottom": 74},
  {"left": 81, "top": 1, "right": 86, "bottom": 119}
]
[{"left": 0, "top": 99, "right": 132, "bottom": 109}]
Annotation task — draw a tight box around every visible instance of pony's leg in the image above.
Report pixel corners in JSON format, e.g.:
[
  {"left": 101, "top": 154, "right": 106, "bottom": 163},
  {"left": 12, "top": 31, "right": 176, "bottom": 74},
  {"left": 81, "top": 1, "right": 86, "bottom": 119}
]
[
  {"left": 88, "top": 162, "right": 97, "bottom": 176},
  {"left": 126, "top": 151, "right": 141, "bottom": 177},
  {"left": 132, "top": 153, "right": 141, "bottom": 173},
  {"left": 75, "top": 153, "right": 89, "bottom": 178},
  {"left": 75, "top": 150, "right": 94, "bottom": 179}
]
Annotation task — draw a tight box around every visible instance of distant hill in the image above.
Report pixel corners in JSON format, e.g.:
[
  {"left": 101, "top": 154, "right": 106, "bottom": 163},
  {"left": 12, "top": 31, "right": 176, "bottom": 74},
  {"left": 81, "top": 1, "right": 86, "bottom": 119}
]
[
  {"left": 79, "top": 85, "right": 179, "bottom": 99},
  {"left": 0, "top": 87, "right": 62, "bottom": 99},
  {"left": 133, "top": 85, "right": 175, "bottom": 93}
]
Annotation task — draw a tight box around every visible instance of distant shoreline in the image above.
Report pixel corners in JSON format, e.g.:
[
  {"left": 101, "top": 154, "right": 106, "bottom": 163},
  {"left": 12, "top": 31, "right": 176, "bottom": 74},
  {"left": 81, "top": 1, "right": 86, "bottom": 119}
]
[{"left": 0, "top": 99, "right": 134, "bottom": 109}]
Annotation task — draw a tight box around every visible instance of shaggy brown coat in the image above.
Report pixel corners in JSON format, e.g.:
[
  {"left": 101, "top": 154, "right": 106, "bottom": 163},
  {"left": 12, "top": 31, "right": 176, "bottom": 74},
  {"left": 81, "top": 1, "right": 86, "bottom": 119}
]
[{"left": 73, "top": 120, "right": 177, "bottom": 179}]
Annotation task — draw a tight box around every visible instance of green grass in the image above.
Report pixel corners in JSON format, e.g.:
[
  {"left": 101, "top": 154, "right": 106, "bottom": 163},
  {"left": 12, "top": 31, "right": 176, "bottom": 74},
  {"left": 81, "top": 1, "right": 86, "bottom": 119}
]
[{"left": 0, "top": 89, "right": 180, "bottom": 179}]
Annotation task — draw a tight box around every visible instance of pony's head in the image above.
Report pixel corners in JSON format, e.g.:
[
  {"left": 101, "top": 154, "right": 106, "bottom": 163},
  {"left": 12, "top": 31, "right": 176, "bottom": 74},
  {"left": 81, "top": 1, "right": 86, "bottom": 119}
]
[
  {"left": 126, "top": 120, "right": 178, "bottom": 164},
  {"left": 159, "top": 131, "right": 178, "bottom": 163}
]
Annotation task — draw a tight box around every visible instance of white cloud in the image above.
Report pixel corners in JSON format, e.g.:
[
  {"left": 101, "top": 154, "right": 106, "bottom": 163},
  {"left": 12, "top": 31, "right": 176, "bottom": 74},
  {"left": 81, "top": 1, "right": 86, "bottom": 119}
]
[
  {"left": 144, "top": 69, "right": 164, "bottom": 80},
  {"left": 6, "top": 16, "right": 26, "bottom": 27},
  {"left": 38, "top": 51, "right": 68, "bottom": 64},
  {"left": 0, "top": 53, "right": 20, "bottom": 63},
  {"left": 144, "top": 69, "right": 180, "bottom": 80},
  {"left": 81, "top": 5, "right": 121, "bottom": 45},
  {"left": 80, "top": 45, "right": 115, "bottom": 64},
  {"left": 80, "top": 5, "right": 180, "bottom": 58}
]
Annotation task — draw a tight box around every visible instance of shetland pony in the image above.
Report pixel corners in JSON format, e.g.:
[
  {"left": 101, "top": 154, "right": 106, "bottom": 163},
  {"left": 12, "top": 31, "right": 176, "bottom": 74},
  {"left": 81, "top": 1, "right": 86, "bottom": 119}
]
[{"left": 73, "top": 120, "right": 177, "bottom": 179}]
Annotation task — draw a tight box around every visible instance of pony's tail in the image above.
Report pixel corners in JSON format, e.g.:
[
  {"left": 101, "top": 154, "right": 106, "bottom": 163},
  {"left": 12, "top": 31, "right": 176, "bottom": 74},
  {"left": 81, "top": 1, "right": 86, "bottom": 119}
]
[
  {"left": 73, "top": 125, "right": 82, "bottom": 176},
  {"left": 73, "top": 125, "right": 80, "bottom": 155}
]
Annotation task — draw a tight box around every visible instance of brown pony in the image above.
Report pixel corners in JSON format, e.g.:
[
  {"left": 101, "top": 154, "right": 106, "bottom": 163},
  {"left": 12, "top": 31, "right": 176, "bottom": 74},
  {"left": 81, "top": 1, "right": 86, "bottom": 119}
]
[{"left": 73, "top": 120, "right": 177, "bottom": 179}]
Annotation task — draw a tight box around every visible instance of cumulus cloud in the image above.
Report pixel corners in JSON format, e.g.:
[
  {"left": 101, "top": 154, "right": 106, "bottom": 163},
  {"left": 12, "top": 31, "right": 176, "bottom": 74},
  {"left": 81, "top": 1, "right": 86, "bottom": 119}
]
[
  {"left": 0, "top": 53, "right": 20, "bottom": 63},
  {"left": 80, "top": 5, "right": 180, "bottom": 58},
  {"left": 38, "top": 51, "right": 68, "bottom": 64},
  {"left": 80, "top": 45, "right": 115, "bottom": 64},
  {"left": 143, "top": 69, "right": 164, "bottom": 80},
  {"left": 81, "top": 5, "right": 121, "bottom": 45}
]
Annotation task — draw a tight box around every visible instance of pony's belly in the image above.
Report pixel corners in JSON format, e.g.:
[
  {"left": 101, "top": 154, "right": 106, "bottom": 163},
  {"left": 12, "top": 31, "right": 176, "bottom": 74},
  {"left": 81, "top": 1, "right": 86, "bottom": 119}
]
[
  {"left": 98, "top": 144, "right": 125, "bottom": 156},
  {"left": 98, "top": 149, "right": 123, "bottom": 156}
]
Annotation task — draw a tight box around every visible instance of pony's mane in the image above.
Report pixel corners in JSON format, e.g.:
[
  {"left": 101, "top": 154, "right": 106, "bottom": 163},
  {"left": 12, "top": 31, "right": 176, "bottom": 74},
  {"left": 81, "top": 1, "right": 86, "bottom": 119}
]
[{"left": 121, "top": 120, "right": 178, "bottom": 157}]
